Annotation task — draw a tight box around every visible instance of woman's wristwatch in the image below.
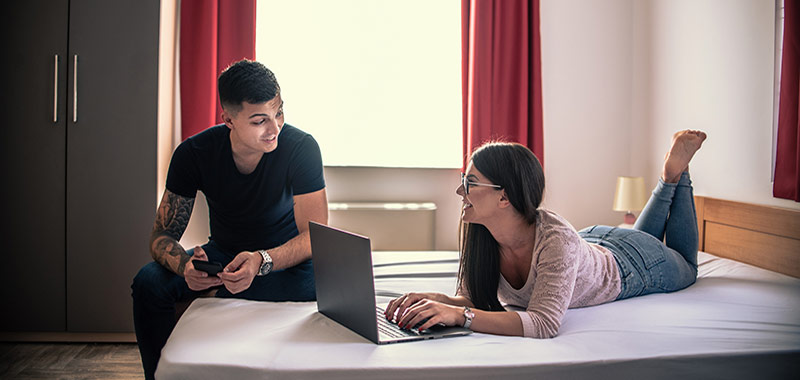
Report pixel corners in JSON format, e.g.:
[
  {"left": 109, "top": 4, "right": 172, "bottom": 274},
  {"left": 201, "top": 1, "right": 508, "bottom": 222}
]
[
  {"left": 462, "top": 306, "right": 475, "bottom": 329},
  {"left": 257, "top": 250, "right": 273, "bottom": 276}
]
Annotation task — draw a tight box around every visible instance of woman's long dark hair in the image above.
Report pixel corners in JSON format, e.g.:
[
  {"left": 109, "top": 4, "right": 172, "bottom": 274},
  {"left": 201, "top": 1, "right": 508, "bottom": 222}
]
[{"left": 457, "top": 142, "right": 545, "bottom": 311}]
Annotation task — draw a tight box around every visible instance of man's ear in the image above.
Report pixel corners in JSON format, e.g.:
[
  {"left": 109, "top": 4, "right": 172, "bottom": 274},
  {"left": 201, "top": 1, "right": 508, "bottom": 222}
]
[{"left": 220, "top": 109, "right": 235, "bottom": 129}]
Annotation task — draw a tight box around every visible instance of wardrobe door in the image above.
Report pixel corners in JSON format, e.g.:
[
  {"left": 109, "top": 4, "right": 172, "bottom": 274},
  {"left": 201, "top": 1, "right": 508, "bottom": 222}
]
[
  {"left": 0, "top": 0, "right": 69, "bottom": 332},
  {"left": 65, "top": 0, "right": 159, "bottom": 332}
]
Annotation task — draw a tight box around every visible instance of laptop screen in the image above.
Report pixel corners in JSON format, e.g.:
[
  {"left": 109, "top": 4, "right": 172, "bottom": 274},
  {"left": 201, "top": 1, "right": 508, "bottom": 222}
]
[{"left": 310, "top": 222, "right": 379, "bottom": 342}]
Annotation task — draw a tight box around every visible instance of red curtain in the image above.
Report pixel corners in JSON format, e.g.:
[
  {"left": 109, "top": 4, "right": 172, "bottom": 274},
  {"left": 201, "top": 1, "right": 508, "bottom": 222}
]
[
  {"left": 180, "top": 0, "right": 256, "bottom": 141},
  {"left": 461, "top": 0, "right": 543, "bottom": 169},
  {"left": 775, "top": 0, "right": 800, "bottom": 201}
]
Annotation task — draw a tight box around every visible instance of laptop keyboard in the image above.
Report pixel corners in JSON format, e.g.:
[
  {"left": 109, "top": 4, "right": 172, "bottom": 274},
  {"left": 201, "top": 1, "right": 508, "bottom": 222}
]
[{"left": 376, "top": 307, "right": 421, "bottom": 338}]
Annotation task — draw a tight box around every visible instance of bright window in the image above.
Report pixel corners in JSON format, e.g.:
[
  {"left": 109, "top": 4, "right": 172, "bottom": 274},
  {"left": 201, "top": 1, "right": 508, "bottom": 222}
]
[{"left": 256, "top": 0, "right": 462, "bottom": 168}]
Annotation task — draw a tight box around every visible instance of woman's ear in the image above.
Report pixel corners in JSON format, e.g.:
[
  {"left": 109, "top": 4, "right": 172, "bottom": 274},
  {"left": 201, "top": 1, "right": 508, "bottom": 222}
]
[{"left": 498, "top": 190, "right": 512, "bottom": 209}]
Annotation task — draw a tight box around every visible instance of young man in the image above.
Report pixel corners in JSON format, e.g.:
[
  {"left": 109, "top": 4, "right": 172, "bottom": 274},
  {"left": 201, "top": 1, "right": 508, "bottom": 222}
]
[{"left": 131, "top": 60, "right": 328, "bottom": 379}]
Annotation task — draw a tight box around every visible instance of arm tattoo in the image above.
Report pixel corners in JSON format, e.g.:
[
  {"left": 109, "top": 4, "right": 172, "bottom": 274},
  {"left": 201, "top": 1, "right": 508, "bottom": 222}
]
[
  {"left": 150, "top": 191, "right": 195, "bottom": 274},
  {"left": 154, "top": 191, "right": 194, "bottom": 240},
  {"left": 154, "top": 237, "right": 192, "bottom": 275}
]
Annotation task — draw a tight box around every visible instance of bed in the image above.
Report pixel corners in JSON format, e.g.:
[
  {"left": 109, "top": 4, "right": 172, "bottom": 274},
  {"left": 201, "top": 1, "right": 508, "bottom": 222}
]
[{"left": 156, "top": 196, "right": 800, "bottom": 379}]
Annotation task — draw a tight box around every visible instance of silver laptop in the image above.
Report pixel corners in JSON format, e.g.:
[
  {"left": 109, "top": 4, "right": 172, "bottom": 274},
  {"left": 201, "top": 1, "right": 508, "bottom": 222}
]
[{"left": 309, "top": 222, "right": 472, "bottom": 344}]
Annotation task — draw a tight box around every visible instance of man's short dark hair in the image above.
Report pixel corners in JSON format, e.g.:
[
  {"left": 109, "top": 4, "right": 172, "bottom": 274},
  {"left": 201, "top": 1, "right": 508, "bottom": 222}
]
[{"left": 218, "top": 59, "right": 281, "bottom": 114}]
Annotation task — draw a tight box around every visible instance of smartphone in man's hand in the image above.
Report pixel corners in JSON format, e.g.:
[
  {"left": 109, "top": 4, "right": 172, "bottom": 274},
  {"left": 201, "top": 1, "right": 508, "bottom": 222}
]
[{"left": 192, "top": 259, "right": 224, "bottom": 276}]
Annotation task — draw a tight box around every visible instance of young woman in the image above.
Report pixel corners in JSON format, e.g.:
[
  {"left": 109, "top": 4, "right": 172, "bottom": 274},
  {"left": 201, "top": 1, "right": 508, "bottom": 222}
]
[{"left": 385, "top": 130, "right": 707, "bottom": 338}]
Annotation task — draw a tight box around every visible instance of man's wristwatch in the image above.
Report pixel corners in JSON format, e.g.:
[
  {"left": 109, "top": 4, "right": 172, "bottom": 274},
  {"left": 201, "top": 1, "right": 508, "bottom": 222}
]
[
  {"left": 257, "top": 250, "right": 273, "bottom": 276},
  {"left": 462, "top": 306, "right": 475, "bottom": 329}
]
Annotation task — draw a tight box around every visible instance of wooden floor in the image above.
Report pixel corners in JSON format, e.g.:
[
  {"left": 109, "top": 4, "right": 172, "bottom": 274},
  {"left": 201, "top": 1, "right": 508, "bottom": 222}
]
[{"left": 0, "top": 343, "right": 143, "bottom": 379}]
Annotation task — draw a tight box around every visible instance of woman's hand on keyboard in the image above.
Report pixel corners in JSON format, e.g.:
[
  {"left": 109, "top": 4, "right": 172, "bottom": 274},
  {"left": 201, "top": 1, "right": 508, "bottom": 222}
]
[
  {"left": 393, "top": 298, "right": 464, "bottom": 332},
  {"left": 384, "top": 292, "right": 443, "bottom": 322}
]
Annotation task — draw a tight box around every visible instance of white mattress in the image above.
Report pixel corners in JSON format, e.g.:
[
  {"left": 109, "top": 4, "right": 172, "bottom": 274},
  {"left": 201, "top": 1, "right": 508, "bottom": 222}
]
[{"left": 156, "top": 251, "right": 800, "bottom": 379}]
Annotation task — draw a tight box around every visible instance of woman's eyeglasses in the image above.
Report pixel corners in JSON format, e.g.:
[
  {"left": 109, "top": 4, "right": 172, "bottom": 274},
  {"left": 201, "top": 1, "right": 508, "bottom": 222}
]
[{"left": 461, "top": 172, "right": 502, "bottom": 195}]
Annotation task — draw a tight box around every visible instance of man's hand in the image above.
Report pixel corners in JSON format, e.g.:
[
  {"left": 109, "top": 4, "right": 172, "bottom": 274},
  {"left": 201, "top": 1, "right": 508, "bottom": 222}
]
[
  {"left": 217, "top": 251, "right": 262, "bottom": 294},
  {"left": 183, "top": 246, "right": 223, "bottom": 291}
]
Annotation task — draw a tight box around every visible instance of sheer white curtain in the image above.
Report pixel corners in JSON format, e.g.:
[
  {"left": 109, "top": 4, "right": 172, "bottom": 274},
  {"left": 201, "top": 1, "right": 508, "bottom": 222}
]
[{"left": 256, "top": 0, "right": 462, "bottom": 168}]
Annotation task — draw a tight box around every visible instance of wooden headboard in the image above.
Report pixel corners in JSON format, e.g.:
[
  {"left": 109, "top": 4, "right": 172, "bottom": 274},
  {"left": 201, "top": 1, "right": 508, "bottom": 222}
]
[{"left": 695, "top": 196, "right": 800, "bottom": 278}]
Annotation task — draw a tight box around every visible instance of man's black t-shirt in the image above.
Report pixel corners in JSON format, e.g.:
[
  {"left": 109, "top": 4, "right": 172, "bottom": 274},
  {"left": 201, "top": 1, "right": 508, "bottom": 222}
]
[{"left": 166, "top": 124, "right": 325, "bottom": 254}]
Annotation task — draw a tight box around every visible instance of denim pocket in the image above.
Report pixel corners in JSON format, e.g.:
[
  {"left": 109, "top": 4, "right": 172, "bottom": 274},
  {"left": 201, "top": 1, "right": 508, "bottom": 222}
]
[
  {"left": 623, "top": 234, "right": 666, "bottom": 269},
  {"left": 624, "top": 235, "right": 669, "bottom": 291},
  {"left": 605, "top": 240, "right": 645, "bottom": 299}
]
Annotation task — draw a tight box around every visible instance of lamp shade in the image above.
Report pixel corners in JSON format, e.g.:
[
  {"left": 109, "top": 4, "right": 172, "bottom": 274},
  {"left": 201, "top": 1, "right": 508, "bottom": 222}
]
[{"left": 612, "top": 176, "right": 648, "bottom": 212}]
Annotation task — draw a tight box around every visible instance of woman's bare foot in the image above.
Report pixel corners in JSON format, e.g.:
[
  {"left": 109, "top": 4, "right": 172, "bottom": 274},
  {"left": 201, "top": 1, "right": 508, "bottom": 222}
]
[{"left": 662, "top": 130, "right": 707, "bottom": 183}]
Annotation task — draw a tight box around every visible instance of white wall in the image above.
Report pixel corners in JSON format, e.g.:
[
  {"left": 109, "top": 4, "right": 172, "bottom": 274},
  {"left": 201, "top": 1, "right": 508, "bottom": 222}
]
[
  {"left": 539, "top": 0, "right": 639, "bottom": 230},
  {"left": 645, "top": 0, "right": 798, "bottom": 210},
  {"left": 157, "top": 0, "right": 178, "bottom": 206},
  {"left": 540, "top": 0, "right": 798, "bottom": 236}
]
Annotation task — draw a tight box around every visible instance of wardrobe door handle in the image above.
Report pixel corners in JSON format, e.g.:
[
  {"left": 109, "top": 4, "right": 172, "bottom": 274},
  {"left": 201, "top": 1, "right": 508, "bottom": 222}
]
[
  {"left": 73, "top": 54, "right": 78, "bottom": 123},
  {"left": 53, "top": 55, "right": 58, "bottom": 122}
]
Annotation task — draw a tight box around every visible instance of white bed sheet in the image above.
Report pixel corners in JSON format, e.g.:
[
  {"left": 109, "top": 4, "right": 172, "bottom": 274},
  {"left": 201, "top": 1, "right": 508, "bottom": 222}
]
[{"left": 156, "top": 252, "right": 800, "bottom": 379}]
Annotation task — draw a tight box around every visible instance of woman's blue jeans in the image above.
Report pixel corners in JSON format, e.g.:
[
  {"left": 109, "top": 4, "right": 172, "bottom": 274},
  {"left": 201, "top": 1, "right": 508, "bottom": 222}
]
[
  {"left": 579, "top": 172, "right": 698, "bottom": 300},
  {"left": 131, "top": 241, "right": 316, "bottom": 380}
]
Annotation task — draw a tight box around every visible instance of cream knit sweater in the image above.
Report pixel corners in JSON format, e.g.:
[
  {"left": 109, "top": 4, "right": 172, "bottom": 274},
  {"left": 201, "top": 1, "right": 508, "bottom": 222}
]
[{"left": 460, "top": 209, "right": 621, "bottom": 338}]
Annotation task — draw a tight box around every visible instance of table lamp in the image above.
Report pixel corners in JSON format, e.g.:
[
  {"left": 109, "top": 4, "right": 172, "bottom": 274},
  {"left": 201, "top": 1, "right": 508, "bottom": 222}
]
[{"left": 612, "top": 176, "right": 648, "bottom": 225}]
